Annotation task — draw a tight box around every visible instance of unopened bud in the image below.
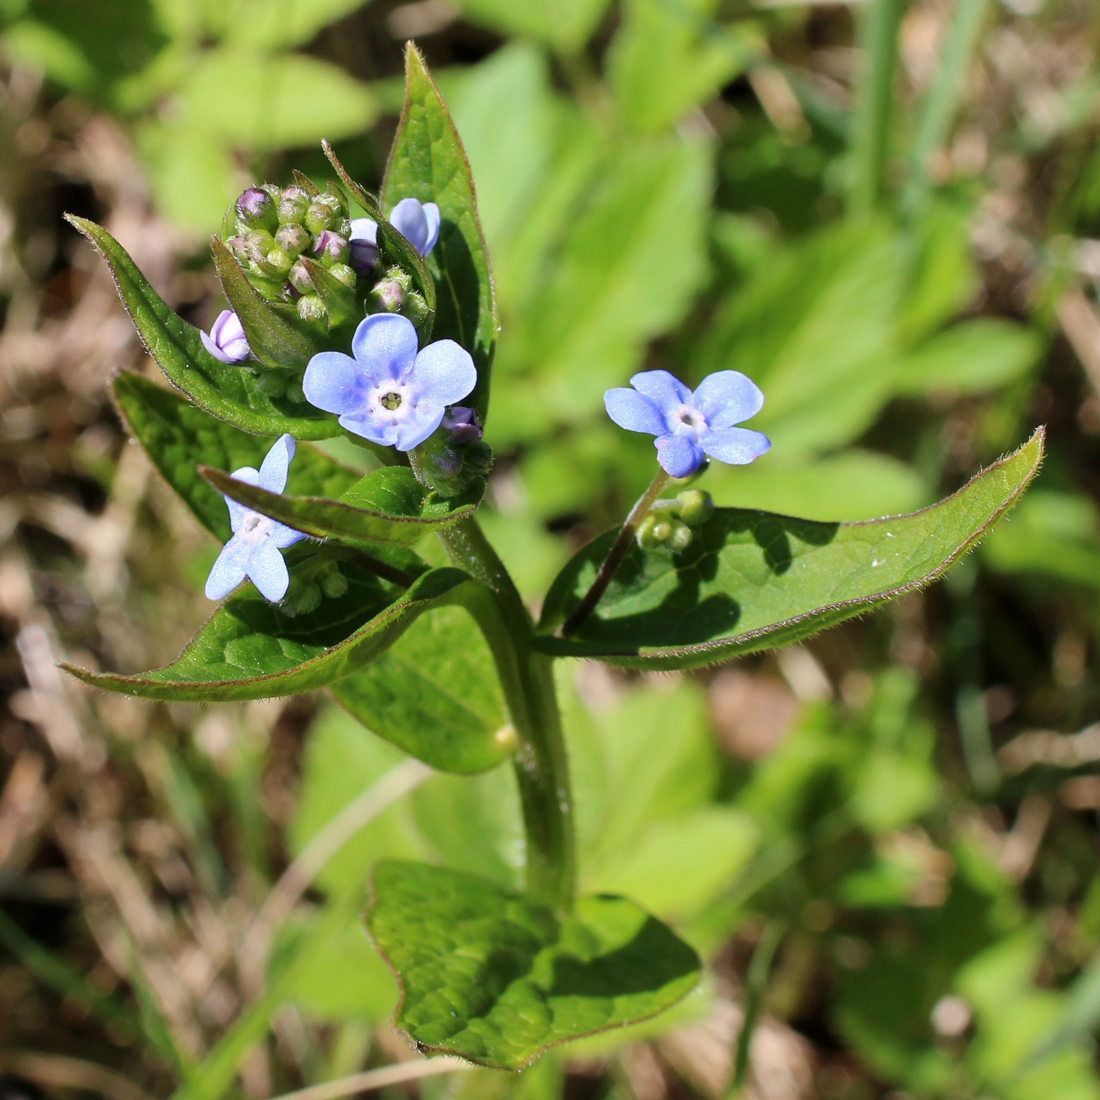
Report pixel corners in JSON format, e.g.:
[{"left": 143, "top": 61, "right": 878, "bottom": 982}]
[
  {"left": 312, "top": 230, "right": 349, "bottom": 265},
  {"left": 328, "top": 263, "right": 356, "bottom": 288},
  {"left": 463, "top": 441, "right": 494, "bottom": 477},
  {"left": 260, "top": 246, "right": 293, "bottom": 277},
  {"left": 402, "top": 290, "right": 430, "bottom": 326},
  {"left": 667, "top": 521, "right": 694, "bottom": 552},
  {"left": 372, "top": 279, "right": 403, "bottom": 313},
  {"left": 320, "top": 567, "right": 348, "bottom": 598},
  {"left": 277, "top": 186, "right": 310, "bottom": 224},
  {"left": 286, "top": 380, "right": 305, "bottom": 402},
  {"left": 304, "top": 200, "right": 337, "bottom": 235},
  {"left": 677, "top": 489, "right": 714, "bottom": 527},
  {"left": 288, "top": 260, "right": 314, "bottom": 294},
  {"left": 235, "top": 187, "right": 278, "bottom": 232},
  {"left": 275, "top": 222, "right": 310, "bottom": 257},
  {"left": 442, "top": 406, "right": 482, "bottom": 445},
  {"left": 297, "top": 293, "right": 327, "bottom": 323}
]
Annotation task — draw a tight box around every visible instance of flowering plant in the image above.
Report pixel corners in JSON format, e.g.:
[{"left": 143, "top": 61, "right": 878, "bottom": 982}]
[{"left": 66, "top": 45, "right": 1042, "bottom": 1071}]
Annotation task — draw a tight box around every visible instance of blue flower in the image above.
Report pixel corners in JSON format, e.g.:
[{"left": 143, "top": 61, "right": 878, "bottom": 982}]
[
  {"left": 201, "top": 310, "right": 250, "bottom": 364},
  {"left": 604, "top": 369, "right": 771, "bottom": 478},
  {"left": 205, "top": 434, "right": 308, "bottom": 603},
  {"left": 348, "top": 197, "right": 441, "bottom": 270},
  {"left": 302, "top": 314, "right": 476, "bottom": 452}
]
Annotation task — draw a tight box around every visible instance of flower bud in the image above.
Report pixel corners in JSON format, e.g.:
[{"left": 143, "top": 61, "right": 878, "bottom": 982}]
[
  {"left": 677, "top": 489, "right": 714, "bottom": 527},
  {"left": 288, "top": 260, "right": 314, "bottom": 295},
  {"left": 235, "top": 187, "right": 278, "bottom": 233},
  {"left": 463, "top": 441, "right": 494, "bottom": 477},
  {"left": 442, "top": 406, "right": 482, "bottom": 445},
  {"left": 304, "top": 200, "right": 338, "bottom": 235},
  {"left": 349, "top": 218, "right": 379, "bottom": 273},
  {"left": 275, "top": 222, "right": 311, "bottom": 257},
  {"left": 312, "top": 229, "right": 349, "bottom": 265},
  {"left": 277, "top": 186, "right": 310, "bottom": 224},
  {"left": 327, "top": 263, "right": 356, "bottom": 288},
  {"left": 260, "top": 246, "right": 293, "bottom": 277},
  {"left": 402, "top": 290, "right": 430, "bottom": 326},
  {"left": 667, "top": 520, "right": 694, "bottom": 552},
  {"left": 319, "top": 567, "right": 348, "bottom": 598},
  {"left": 297, "top": 293, "right": 327, "bottom": 323},
  {"left": 201, "top": 310, "right": 250, "bottom": 363},
  {"left": 372, "top": 278, "right": 403, "bottom": 313},
  {"left": 286, "top": 380, "right": 305, "bottom": 403}
]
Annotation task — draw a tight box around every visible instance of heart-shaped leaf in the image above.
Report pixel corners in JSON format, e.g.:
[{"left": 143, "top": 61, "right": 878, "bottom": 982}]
[
  {"left": 200, "top": 464, "right": 484, "bottom": 548},
  {"left": 114, "top": 372, "right": 359, "bottom": 541},
  {"left": 382, "top": 45, "right": 498, "bottom": 422},
  {"left": 69, "top": 216, "right": 340, "bottom": 439},
  {"left": 331, "top": 605, "right": 514, "bottom": 774},
  {"left": 64, "top": 568, "right": 470, "bottom": 702},
  {"left": 366, "top": 861, "right": 700, "bottom": 1069},
  {"left": 537, "top": 430, "right": 1044, "bottom": 669}
]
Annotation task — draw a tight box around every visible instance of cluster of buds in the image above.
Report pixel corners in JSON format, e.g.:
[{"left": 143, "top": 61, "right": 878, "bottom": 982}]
[
  {"left": 637, "top": 489, "right": 715, "bottom": 552},
  {"left": 281, "top": 559, "right": 350, "bottom": 617},
  {"left": 227, "top": 184, "right": 357, "bottom": 323},
  {"left": 416, "top": 406, "right": 493, "bottom": 496},
  {"left": 370, "top": 266, "right": 430, "bottom": 326}
]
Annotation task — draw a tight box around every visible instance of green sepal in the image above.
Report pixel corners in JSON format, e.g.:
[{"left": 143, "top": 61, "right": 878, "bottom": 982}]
[
  {"left": 200, "top": 464, "right": 484, "bottom": 548},
  {"left": 321, "top": 140, "right": 437, "bottom": 342},
  {"left": 382, "top": 44, "right": 498, "bottom": 423},
  {"left": 537, "top": 430, "right": 1044, "bottom": 669},
  {"left": 299, "top": 255, "right": 358, "bottom": 328},
  {"left": 366, "top": 861, "right": 701, "bottom": 1069},
  {"left": 68, "top": 216, "right": 340, "bottom": 440},
  {"left": 113, "top": 372, "right": 358, "bottom": 541},
  {"left": 63, "top": 567, "right": 471, "bottom": 702},
  {"left": 292, "top": 169, "right": 321, "bottom": 197},
  {"left": 210, "top": 235, "right": 321, "bottom": 369},
  {"left": 330, "top": 605, "right": 514, "bottom": 774}
]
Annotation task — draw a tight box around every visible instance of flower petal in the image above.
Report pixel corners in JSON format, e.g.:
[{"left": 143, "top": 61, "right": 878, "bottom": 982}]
[
  {"left": 351, "top": 313, "right": 419, "bottom": 384},
  {"left": 271, "top": 522, "right": 308, "bottom": 550},
  {"left": 258, "top": 433, "right": 296, "bottom": 493},
  {"left": 604, "top": 387, "right": 666, "bottom": 436},
  {"left": 225, "top": 467, "right": 260, "bottom": 532},
  {"left": 702, "top": 427, "right": 772, "bottom": 466},
  {"left": 390, "top": 198, "right": 430, "bottom": 256},
  {"left": 655, "top": 434, "right": 705, "bottom": 478},
  {"left": 421, "top": 202, "right": 441, "bottom": 255},
  {"left": 339, "top": 412, "right": 401, "bottom": 448},
  {"left": 629, "top": 370, "right": 692, "bottom": 415},
  {"left": 393, "top": 404, "right": 446, "bottom": 452},
  {"left": 349, "top": 218, "right": 378, "bottom": 245},
  {"left": 247, "top": 538, "right": 290, "bottom": 602},
  {"left": 201, "top": 327, "right": 233, "bottom": 364},
  {"left": 205, "top": 536, "right": 250, "bottom": 600},
  {"left": 411, "top": 339, "right": 477, "bottom": 407},
  {"left": 691, "top": 371, "right": 765, "bottom": 428},
  {"left": 303, "top": 351, "right": 366, "bottom": 416}
]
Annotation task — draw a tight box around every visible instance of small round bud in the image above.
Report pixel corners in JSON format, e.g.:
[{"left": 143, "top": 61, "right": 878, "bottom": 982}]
[
  {"left": 261, "top": 247, "right": 293, "bottom": 276},
  {"left": 372, "top": 279, "right": 403, "bottom": 313},
  {"left": 288, "top": 259, "right": 314, "bottom": 294},
  {"left": 667, "top": 521, "right": 694, "bottom": 552},
  {"left": 235, "top": 187, "right": 278, "bottom": 232},
  {"left": 463, "top": 441, "right": 494, "bottom": 477},
  {"left": 312, "top": 229, "right": 349, "bottom": 265},
  {"left": 432, "top": 445, "right": 463, "bottom": 478},
  {"left": 277, "top": 186, "right": 310, "bottom": 224},
  {"left": 304, "top": 200, "right": 338, "bottom": 235},
  {"left": 637, "top": 514, "right": 667, "bottom": 549},
  {"left": 320, "top": 568, "right": 348, "bottom": 599},
  {"left": 402, "top": 291, "right": 430, "bottom": 326},
  {"left": 677, "top": 489, "right": 714, "bottom": 527},
  {"left": 275, "top": 222, "right": 311, "bottom": 257},
  {"left": 286, "top": 380, "right": 305, "bottom": 402},
  {"left": 327, "top": 263, "right": 356, "bottom": 288},
  {"left": 297, "top": 294, "right": 327, "bottom": 323}
]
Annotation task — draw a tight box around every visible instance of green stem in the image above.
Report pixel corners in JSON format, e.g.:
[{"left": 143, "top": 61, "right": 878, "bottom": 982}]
[
  {"left": 727, "top": 919, "right": 786, "bottom": 1099},
  {"left": 440, "top": 516, "right": 575, "bottom": 911},
  {"left": 559, "top": 468, "right": 670, "bottom": 637}
]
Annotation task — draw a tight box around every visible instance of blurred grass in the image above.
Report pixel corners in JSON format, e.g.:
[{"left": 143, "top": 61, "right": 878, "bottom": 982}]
[{"left": 3, "top": 0, "right": 1100, "bottom": 1098}]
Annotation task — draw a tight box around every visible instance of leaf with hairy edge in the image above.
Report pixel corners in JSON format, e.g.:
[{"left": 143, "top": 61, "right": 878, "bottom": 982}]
[
  {"left": 322, "top": 141, "right": 437, "bottom": 341},
  {"left": 366, "top": 861, "right": 700, "bottom": 1069},
  {"left": 299, "top": 256, "right": 357, "bottom": 328},
  {"left": 63, "top": 568, "right": 471, "bottom": 702},
  {"left": 200, "top": 464, "right": 484, "bottom": 548},
  {"left": 382, "top": 45, "right": 498, "bottom": 422},
  {"left": 67, "top": 216, "right": 340, "bottom": 439},
  {"left": 210, "top": 236, "right": 321, "bottom": 369},
  {"left": 536, "top": 431, "right": 1044, "bottom": 669},
  {"left": 330, "top": 605, "right": 513, "bottom": 774},
  {"left": 114, "top": 372, "right": 359, "bottom": 542}
]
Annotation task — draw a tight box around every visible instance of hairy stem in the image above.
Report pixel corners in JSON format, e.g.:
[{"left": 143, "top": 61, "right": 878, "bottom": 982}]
[
  {"left": 558, "top": 468, "right": 670, "bottom": 637},
  {"left": 440, "top": 515, "right": 575, "bottom": 911}
]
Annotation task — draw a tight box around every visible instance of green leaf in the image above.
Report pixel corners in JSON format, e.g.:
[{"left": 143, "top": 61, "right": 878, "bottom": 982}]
[
  {"left": 366, "top": 861, "right": 701, "bottom": 1070},
  {"left": 382, "top": 45, "right": 498, "bottom": 422},
  {"left": 200, "top": 464, "right": 484, "bottom": 548},
  {"left": 536, "top": 431, "right": 1044, "bottom": 669},
  {"left": 299, "top": 256, "right": 357, "bottom": 328},
  {"left": 114, "top": 372, "right": 358, "bottom": 541},
  {"left": 331, "top": 605, "right": 513, "bottom": 774},
  {"left": 63, "top": 568, "right": 471, "bottom": 702},
  {"left": 451, "top": 0, "right": 612, "bottom": 52},
  {"left": 69, "top": 216, "right": 340, "bottom": 439},
  {"left": 210, "top": 236, "right": 320, "bottom": 369}
]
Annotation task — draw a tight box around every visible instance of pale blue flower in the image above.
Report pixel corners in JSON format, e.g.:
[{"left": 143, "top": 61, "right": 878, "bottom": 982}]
[
  {"left": 604, "top": 369, "right": 771, "bottom": 478},
  {"left": 302, "top": 314, "right": 476, "bottom": 452},
  {"left": 348, "top": 197, "right": 440, "bottom": 270},
  {"left": 205, "top": 434, "right": 307, "bottom": 603},
  {"left": 201, "top": 310, "right": 250, "bottom": 364}
]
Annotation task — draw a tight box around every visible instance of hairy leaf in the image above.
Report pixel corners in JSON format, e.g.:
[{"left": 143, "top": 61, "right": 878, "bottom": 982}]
[
  {"left": 64, "top": 568, "right": 470, "bottom": 702},
  {"left": 366, "top": 861, "right": 700, "bottom": 1069},
  {"left": 537, "top": 431, "right": 1044, "bottom": 669},
  {"left": 200, "top": 464, "right": 484, "bottom": 548},
  {"left": 114, "top": 372, "right": 358, "bottom": 541},
  {"left": 331, "top": 605, "right": 513, "bottom": 774},
  {"left": 67, "top": 216, "right": 340, "bottom": 439},
  {"left": 383, "top": 45, "right": 498, "bottom": 422}
]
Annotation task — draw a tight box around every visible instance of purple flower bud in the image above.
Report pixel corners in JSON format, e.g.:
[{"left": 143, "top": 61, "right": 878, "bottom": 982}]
[
  {"left": 312, "top": 230, "right": 349, "bottom": 264},
  {"left": 201, "top": 310, "right": 251, "bottom": 364},
  {"left": 275, "top": 223, "right": 310, "bottom": 257},
  {"left": 372, "top": 278, "right": 403, "bottom": 313},
  {"left": 442, "top": 406, "right": 482, "bottom": 444},
  {"left": 349, "top": 217, "right": 378, "bottom": 273},
  {"left": 235, "top": 187, "right": 277, "bottom": 232},
  {"left": 288, "top": 260, "right": 314, "bottom": 294}
]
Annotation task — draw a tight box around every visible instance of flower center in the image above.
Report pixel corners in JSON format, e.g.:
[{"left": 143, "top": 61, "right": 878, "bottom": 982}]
[
  {"left": 672, "top": 405, "right": 707, "bottom": 433},
  {"left": 380, "top": 391, "right": 403, "bottom": 411},
  {"left": 242, "top": 513, "right": 265, "bottom": 534}
]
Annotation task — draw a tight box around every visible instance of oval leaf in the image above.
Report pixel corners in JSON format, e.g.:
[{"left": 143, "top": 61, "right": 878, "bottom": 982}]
[
  {"left": 64, "top": 567, "right": 470, "bottom": 702},
  {"left": 536, "top": 431, "right": 1044, "bottom": 669},
  {"left": 200, "top": 464, "right": 484, "bottom": 548},
  {"left": 67, "top": 215, "right": 340, "bottom": 439},
  {"left": 330, "top": 605, "right": 514, "bottom": 774},
  {"left": 382, "top": 44, "right": 498, "bottom": 422},
  {"left": 366, "top": 861, "right": 700, "bottom": 1070},
  {"left": 114, "top": 372, "right": 359, "bottom": 541}
]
